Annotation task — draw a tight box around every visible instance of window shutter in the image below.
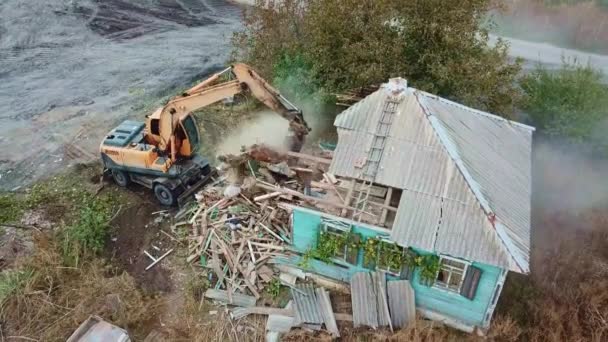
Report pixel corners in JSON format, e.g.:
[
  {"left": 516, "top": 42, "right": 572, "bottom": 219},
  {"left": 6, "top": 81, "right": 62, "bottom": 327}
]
[
  {"left": 345, "top": 233, "right": 361, "bottom": 264},
  {"left": 399, "top": 263, "right": 413, "bottom": 280},
  {"left": 460, "top": 266, "right": 482, "bottom": 300}
]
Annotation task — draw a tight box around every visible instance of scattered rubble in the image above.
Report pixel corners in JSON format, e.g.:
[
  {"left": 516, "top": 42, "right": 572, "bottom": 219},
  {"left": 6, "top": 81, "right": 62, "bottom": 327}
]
[{"left": 167, "top": 143, "right": 414, "bottom": 338}]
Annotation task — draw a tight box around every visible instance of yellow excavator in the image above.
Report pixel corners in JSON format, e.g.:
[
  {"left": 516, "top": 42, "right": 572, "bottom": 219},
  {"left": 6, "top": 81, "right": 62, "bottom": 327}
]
[{"left": 100, "top": 63, "right": 310, "bottom": 206}]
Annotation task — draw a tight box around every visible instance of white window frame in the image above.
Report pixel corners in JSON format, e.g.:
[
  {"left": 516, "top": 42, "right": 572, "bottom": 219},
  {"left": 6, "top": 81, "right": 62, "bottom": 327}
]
[
  {"left": 320, "top": 219, "right": 351, "bottom": 263},
  {"left": 432, "top": 255, "right": 470, "bottom": 293},
  {"left": 375, "top": 238, "right": 405, "bottom": 276}
]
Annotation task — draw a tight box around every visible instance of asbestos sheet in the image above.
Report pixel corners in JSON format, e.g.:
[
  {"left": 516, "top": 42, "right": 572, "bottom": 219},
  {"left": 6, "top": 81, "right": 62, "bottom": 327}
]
[
  {"left": 387, "top": 280, "right": 416, "bottom": 328},
  {"left": 351, "top": 272, "right": 378, "bottom": 329},
  {"left": 291, "top": 283, "right": 323, "bottom": 325},
  {"left": 315, "top": 287, "right": 340, "bottom": 337}
]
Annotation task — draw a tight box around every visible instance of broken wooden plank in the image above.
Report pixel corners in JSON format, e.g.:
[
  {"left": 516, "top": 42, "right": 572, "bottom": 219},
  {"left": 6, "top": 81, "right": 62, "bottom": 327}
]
[
  {"left": 249, "top": 241, "right": 285, "bottom": 251},
  {"left": 258, "top": 223, "right": 285, "bottom": 242},
  {"left": 248, "top": 240, "right": 256, "bottom": 263},
  {"left": 337, "top": 180, "right": 388, "bottom": 198},
  {"left": 254, "top": 191, "right": 282, "bottom": 202},
  {"left": 188, "top": 205, "right": 206, "bottom": 224},
  {"left": 323, "top": 173, "right": 338, "bottom": 184},
  {"left": 145, "top": 249, "right": 173, "bottom": 271},
  {"left": 204, "top": 289, "right": 256, "bottom": 307},
  {"left": 286, "top": 151, "right": 332, "bottom": 164}
]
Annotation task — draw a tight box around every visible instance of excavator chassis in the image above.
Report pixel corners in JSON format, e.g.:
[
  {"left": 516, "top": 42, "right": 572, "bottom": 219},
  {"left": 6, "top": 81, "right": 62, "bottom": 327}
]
[{"left": 102, "top": 155, "right": 216, "bottom": 207}]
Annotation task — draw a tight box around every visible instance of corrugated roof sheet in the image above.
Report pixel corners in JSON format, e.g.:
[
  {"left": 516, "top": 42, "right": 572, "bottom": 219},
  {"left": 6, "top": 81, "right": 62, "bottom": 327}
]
[
  {"left": 351, "top": 272, "right": 379, "bottom": 328},
  {"left": 315, "top": 288, "right": 340, "bottom": 337},
  {"left": 387, "top": 280, "right": 416, "bottom": 328},
  {"left": 291, "top": 284, "right": 323, "bottom": 325},
  {"left": 330, "top": 79, "right": 534, "bottom": 273},
  {"left": 418, "top": 92, "right": 532, "bottom": 271}
]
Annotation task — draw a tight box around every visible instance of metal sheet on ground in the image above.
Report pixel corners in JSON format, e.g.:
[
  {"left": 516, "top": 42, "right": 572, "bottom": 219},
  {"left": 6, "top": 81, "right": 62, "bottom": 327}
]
[
  {"left": 351, "top": 272, "right": 379, "bottom": 329},
  {"left": 291, "top": 283, "right": 323, "bottom": 325},
  {"left": 387, "top": 280, "right": 416, "bottom": 328}
]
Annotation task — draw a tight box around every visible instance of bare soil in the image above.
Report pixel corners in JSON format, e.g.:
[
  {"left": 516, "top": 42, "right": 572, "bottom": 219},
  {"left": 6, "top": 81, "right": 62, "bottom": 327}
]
[{"left": 105, "top": 202, "right": 175, "bottom": 293}]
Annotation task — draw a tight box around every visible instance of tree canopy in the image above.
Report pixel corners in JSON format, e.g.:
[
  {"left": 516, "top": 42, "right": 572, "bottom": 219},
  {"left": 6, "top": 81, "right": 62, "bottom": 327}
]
[
  {"left": 232, "top": 0, "right": 522, "bottom": 116},
  {"left": 520, "top": 62, "right": 608, "bottom": 149}
]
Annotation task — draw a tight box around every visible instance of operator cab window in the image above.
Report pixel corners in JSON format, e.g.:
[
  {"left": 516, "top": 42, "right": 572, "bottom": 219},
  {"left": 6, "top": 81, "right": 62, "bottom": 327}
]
[{"left": 150, "top": 119, "right": 160, "bottom": 135}]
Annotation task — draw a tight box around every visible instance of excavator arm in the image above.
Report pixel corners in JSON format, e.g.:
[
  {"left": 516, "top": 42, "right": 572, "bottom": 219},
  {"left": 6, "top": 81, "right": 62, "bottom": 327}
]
[{"left": 151, "top": 63, "right": 311, "bottom": 161}]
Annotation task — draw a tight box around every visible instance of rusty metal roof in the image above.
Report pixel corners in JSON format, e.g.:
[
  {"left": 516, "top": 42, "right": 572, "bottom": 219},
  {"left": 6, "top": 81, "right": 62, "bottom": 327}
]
[{"left": 330, "top": 79, "right": 534, "bottom": 273}]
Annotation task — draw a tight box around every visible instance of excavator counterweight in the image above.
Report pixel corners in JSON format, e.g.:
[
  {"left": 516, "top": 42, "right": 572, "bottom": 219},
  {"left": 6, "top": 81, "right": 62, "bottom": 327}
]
[{"left": 99, "top": 63, "right": 310, "bottom": 206}]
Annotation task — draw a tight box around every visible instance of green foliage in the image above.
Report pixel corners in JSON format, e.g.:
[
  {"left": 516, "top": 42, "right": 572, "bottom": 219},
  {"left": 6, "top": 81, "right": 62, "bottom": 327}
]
[
  {"left": 273, "top": 54, "right": 329, "bottom": 103},
  {"left": 419, "top": 255, "right": 441, "bottom": 284},
  {"left": 315, "top": 231, "right": 346, "bottom": 262},
  {"left": 0, "top": 193, "right": 24, "bottom": 225},
  {"left": 298, "top": 248, "right": 314, "bottom": 268},
  {"left": 267, "top": 278, "right": 282, "bottom": 299},
  {"left": 377, "top": 240, "right": 405, "bottom": 271},
  {"left": 0, "top": 269, "right": 33, "bottom": 304},
  {"left": 520, "top": 62, "right": 608, "bottom": 148},
  {"left": 233, "top": 0, "right": 522, "bottom": 116},
  {"left": 363, "top": 238, "right": 379, "bottom": 268},
  {"left": 61, "top": 194, "right": 115, "bottom": 266}
]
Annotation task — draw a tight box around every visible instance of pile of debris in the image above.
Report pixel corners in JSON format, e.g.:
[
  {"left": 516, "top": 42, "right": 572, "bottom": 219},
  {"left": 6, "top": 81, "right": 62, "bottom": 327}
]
[
  {"left": 169, "top": 144, "right": 410, "bottom": 339},
  {"left": 176, "top": 178, "right": 292, "bottom": 301}
]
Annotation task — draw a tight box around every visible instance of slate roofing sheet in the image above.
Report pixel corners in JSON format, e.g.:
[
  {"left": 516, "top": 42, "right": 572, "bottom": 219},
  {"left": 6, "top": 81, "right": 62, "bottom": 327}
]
[{"left": 330, "top": 79, "right": 534, "bottom": 273}]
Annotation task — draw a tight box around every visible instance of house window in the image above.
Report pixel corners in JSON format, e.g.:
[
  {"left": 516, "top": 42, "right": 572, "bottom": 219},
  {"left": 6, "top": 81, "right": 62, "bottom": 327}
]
[
  {"left": 433, "top": 256, "right": 469, "bottom": 293},
  {"left": 318, "top": 219, "right": 360, "bottom": 265},
  {"left": 376, "top": 239, "right": 405, "bottom": 276}
]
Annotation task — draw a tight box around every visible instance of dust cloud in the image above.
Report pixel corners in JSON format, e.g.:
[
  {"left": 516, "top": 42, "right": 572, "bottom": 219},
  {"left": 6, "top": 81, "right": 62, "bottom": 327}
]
[
  {"left": 215, "top": 110, "right": 291, "bottom": 155},
  {"left": 533, "top": 140, "right": 608, "bottom": 215}
]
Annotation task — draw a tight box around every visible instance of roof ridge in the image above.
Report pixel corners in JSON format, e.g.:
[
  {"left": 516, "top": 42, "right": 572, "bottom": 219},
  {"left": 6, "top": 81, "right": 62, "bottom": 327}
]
[
  {"left": 415, "top": 90, "right": 536, "bottom": 132},
  {"left": 414, "top": 91, "right": 527, "bottom": 273}
]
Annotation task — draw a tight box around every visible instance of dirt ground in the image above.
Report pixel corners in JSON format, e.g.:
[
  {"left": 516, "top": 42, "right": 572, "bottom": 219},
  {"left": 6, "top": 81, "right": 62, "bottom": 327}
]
[{"left": 105, "top": 203, "right": 175, "bottom": 293}]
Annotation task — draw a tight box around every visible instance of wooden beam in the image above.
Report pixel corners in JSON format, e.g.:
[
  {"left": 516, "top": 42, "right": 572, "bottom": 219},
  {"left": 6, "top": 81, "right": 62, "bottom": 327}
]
[
  {"left": 254, "top": 191, "right": 282, "bottom": 202},
  {"left": 286, "top": 151, "right": 331, "bottom": 164},
  {"left": 379, "top": 187, "right": 393, "bottom": 226},
  {"left": 256, "top": 181, "right": 397, "bottom": 212},
  {"left": 341, "top": 179, "right": 356, "bottom": 216}
]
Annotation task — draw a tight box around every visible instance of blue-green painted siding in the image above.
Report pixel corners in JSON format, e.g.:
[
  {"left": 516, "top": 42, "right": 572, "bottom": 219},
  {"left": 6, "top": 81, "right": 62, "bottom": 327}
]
[{"left": 288, "top": 208, "right": 502, "bottom": 327}]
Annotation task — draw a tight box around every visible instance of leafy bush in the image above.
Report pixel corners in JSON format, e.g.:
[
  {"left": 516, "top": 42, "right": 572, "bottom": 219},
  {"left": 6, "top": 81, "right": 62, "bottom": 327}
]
[
  {"left": 61, "top": 194, "right": 115, "bottom": 265},
  {"left": 520, "top": 62, "right": 608, "bottom": 149}
]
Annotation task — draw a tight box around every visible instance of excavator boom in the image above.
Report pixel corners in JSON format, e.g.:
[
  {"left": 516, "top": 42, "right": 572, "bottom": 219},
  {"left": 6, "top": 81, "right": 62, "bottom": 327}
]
[{"left": 154, "top": 63, "right": 310, "bottom": 158}]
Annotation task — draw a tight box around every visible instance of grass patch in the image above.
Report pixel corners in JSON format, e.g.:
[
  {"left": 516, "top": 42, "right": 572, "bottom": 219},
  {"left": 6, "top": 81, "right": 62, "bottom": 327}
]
[
  {"left": 0, "top": 193, "right": 24, "bottom": 225},
  {"left": 0, "top": 236, "right": 160, "bottom": 341},
  {"left": 60, "top": 192, "right": 117, "bottom": 267},
  {"left": 0, "top": 269, "right": 33, "bottom": 305}
]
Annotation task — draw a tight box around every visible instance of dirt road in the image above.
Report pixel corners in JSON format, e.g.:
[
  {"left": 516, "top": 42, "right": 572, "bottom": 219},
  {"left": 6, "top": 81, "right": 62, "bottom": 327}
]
[
  {"left": 491, "top": 34, "right": 608, "bottom": 78},
  {"left": 0, "top": 0, "right": 243, "bottom": 190}
]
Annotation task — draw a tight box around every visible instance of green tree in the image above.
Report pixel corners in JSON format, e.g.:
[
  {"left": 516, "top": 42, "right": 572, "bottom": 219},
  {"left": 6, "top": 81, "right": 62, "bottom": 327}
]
[
  {"left": 232, "top": 0, "right": 522, "bottom": 116},
  {"left": 520, "top": 62, "right": 608, "bottom": 147}
]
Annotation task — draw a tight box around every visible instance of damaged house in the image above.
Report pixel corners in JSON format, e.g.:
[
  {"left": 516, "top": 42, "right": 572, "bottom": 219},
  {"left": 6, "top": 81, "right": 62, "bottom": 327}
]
[{"left": 275, "top": 78, "right": 534, "bottom": 333}]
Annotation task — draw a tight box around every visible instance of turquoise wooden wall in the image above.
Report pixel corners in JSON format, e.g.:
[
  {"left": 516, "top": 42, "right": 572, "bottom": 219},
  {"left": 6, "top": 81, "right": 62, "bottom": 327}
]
[{"left": 286, "top": 207, "right": 502, "bottom": 327}]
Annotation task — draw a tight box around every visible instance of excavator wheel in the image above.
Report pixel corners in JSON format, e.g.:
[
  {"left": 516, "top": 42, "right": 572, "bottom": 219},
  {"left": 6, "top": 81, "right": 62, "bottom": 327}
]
[
  {"left": 154, "top": 183, "right": 175, "bottom": 206},
  {"left": 111, "top": 169, "right": 130, "bottom": 187}
]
